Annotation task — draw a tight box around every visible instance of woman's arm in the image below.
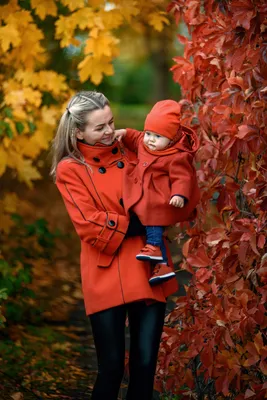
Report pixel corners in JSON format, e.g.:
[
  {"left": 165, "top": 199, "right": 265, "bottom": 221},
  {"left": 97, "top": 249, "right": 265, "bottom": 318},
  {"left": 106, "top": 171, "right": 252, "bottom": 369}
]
[{"left": 56, "top": 161, "right": 129, "bottom": 256}]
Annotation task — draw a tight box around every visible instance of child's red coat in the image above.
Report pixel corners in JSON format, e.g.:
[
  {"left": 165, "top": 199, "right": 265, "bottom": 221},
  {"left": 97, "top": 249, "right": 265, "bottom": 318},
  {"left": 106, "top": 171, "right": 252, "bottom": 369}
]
[{"left": 123, "top": 128, "right": 200, "bottom": 226}]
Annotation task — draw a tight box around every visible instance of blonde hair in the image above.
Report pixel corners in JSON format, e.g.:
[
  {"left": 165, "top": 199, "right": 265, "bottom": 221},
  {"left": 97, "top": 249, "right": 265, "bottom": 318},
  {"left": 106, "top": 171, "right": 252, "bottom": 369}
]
[{"left": 50, "top": 91, "right": 109, "bottom": 179}]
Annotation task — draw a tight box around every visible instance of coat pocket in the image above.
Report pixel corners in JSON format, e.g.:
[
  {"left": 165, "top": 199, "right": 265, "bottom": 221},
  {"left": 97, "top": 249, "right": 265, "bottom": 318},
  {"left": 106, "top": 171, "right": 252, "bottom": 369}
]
[{"left": 97, "top": 251, "right": 116, "bottom": 268}]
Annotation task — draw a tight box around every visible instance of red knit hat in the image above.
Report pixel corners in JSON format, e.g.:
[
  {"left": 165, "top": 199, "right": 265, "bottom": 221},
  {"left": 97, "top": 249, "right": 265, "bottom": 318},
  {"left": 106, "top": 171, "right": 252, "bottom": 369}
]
[{"left": 144, "top": 100, "right": 182, "bottom": 140}]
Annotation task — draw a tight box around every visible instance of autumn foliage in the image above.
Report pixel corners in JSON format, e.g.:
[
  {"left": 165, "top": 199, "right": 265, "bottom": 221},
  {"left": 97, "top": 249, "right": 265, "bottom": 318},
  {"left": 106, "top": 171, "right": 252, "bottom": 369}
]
[{"left": 155, "top": 0, "right": 267, "bottom": 398}]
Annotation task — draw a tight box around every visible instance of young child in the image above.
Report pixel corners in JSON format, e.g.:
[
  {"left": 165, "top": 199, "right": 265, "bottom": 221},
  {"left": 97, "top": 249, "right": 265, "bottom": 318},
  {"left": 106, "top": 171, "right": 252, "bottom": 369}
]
[{"left": 114, "top": 100, "right": 200, "bottom": 285}]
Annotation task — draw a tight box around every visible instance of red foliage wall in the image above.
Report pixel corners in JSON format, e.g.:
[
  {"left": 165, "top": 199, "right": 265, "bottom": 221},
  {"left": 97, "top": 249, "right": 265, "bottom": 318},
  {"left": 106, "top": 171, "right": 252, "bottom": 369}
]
[{"left": 157, "top": 1, "right": 267, "bottom": 398}]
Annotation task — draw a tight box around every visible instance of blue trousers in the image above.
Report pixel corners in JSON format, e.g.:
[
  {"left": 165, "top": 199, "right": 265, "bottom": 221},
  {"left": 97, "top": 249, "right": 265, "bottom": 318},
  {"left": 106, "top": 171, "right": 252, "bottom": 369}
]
[{"left": 145, "top": 226, "right": 168, "bottom": 263}]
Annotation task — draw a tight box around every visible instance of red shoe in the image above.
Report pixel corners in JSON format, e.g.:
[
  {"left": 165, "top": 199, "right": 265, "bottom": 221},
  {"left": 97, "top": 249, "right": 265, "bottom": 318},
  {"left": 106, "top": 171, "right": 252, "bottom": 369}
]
[
  {"left": 136, "top": 244, "right": 163, "bottom": 261},
  {"left": 149, "top": 264, "right": 176, "bottom": 285}
]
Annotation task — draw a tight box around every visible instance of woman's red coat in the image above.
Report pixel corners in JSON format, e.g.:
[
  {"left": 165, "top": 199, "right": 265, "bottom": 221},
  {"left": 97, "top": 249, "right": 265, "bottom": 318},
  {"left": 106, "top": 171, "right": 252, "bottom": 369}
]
[{"left": 56, "top": 141, "right": 178, "bottom": 315}]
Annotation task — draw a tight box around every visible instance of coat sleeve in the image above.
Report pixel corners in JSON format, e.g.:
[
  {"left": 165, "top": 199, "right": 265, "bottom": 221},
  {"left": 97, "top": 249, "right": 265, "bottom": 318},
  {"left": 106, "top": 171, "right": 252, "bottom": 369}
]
[
  {"left": 56, "top": 161, "right": 129, "bottom": 256},
  {"left": 122, "top": 128, "right": 144, "bottom": 152},
  {"left": 169, "top": 152, "right": 196, "bottom": 200}
]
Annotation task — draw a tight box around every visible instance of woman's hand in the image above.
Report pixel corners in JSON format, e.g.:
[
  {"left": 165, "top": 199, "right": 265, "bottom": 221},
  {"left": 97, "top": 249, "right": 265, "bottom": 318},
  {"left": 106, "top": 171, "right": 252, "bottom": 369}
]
[
  {"left": 169, "top": 195, "right": 185, "bottom": 208},
  {"left": 114, "top": 129, "right": 127, "bottom": 142}
]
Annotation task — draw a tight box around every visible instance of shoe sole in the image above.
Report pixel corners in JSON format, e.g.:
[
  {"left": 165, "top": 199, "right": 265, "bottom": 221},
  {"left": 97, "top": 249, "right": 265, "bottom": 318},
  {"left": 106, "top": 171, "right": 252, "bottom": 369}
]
[
  {"left": 149, "top": 272, "right": 176, "bottom": 285},
  {"left": 136, "top": 255, "right": 163, "bottom": 261}
]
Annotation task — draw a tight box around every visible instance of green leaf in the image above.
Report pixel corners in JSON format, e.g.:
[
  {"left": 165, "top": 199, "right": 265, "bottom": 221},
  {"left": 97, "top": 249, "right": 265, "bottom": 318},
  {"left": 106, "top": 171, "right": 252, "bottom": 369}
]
[
  {"left": 0, "top": 288, "right": 8, "bottom": 300},
  {"left": 0, "top": 121, "right": 13, "bottom": 138},
  {"left": 6, "top": 124, "right": 13, "bottom": 138},
  {"left": 15, "top": 121, "right": 25, "bottom": 134},
  {"left": 28, "top": 121, "right": 36, "bottom": 133},
  {"left": 4, "top": 107, "right": 13, "bottom": 118}
]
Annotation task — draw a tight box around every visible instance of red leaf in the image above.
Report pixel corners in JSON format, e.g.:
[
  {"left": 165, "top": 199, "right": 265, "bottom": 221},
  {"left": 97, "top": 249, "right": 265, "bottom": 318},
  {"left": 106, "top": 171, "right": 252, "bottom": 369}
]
[
  {"left": 187, "top": 246, "right": 212, "bottom": 268},
  {"left": 225, "top": 330, "right": 234, "bottom": 347},
  {"left": 236, "top": 125, "right": 259, "bottom": 139},
  {"left": 182, "top": 238, "right": 192, "bottom": 258},
  {"left": 250, "top": 234, "right": 260, "bottom": 256},
  {"left": 195, "top": 268, "right": 212, "bottom": 283},
  {"left": 258, "top": 235, "right": 266, "bottom": 249},
  {"left": 259, "top": 360, "right": 267, "bottom": 375}
]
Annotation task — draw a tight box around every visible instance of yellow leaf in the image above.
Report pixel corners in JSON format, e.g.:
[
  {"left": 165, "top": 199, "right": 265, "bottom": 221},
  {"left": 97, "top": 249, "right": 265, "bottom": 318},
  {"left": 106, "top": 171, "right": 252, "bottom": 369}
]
[
  {"left": 1, "top": 11, "right": 45, "bottom": 68},
  {"left": 4, "top": 89, "right": 26, "bottom": 108},
  {"left": 7, "top": 152, "right": 42, "bottom": 187},
  {"left": 30, "top": 0, "right": 57, "bottom": 20},
  {"left": 41, "top": 106, "right": 58, "bottom": 126},
  {"left": 118, "top": 1, "right": 139, "bottom": 22},
  {"left": 148, "top": 11, "right": 170, "bottom": 32},
  {"left": 2, "top": 193, "right": 18, "bottom": 213},
  {"left": 12, "top": 136, "right": 40, "bottom": 159},
  {"left": 90, "top": 27, "right": 100, "bottom": 39},
  {"left": 78, "top": 55, "right": 114, "bottom": 84},
  {"left": 12, "top": 107, "right": 28, "bottom": 120},
  {"left": 88, "top": 0, "right": 105, "bottom": 6},
  {"left": 60, "top": 0, "right": 85, "bottom": 11},
  {"left": 55, "top": 15, "right": 77, "bottom": 47},
  {"left": 98, "top": 9, "right": 124, "bottom": 30},
  {"left": 0, "top": 148, "right": 8, "bottom": 176},
  {"left": 0, "top": 0, "right": 20, "bottom": 21},
  {"left": 15, "top": 70, "right": 68, "bottom": 96},
  {"left": 0, "top": 24, "right": 21, "bottom": 52},
  {"left": 0, "top": 213, "right": 14, "bottom": 234},
  {"left": 17, "top": 159, "right": 42, "bottom": 188},
  {"left": 23, "top": 88, "right": 43, "bottom": 106},
  {"left": 72, "top": 8, "right": 95, "bottom": 30},
  {"left": 5, "top": 87, "right": 42, "bottom": 108},
  {"left": 85, "top": 34, "right": 119, "bottom": 58}
]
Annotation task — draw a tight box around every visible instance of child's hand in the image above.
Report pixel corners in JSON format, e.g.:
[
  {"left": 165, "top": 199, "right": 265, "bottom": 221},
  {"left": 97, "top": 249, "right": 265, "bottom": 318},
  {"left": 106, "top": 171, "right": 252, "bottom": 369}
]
[
  {"left": 114, "top": 129, "right": 127, "bottom": 142},
  {"left": 169, "top": 195, "right": 185, "bottom": 208}
]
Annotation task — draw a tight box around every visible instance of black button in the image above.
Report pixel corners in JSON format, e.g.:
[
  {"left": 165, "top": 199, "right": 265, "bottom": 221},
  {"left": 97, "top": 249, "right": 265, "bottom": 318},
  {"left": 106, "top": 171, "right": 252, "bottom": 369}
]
[
  {"left": 119, "top": 198, "right": 124, "bottom": 207},
  {"left": 108, "top": 220, "right": 115, "bottom": 227},
  {"left": 112, "top": 147, "right": 118, "bottom": 154},
  {"left": 93, "top": 157, "right": 100, "bottom": 162},
  {"left": 98, "top": 167, "right": 106, "bottom": 174},
  {"left": 117, "top": 161, "right": 124, "bottom": 169}
]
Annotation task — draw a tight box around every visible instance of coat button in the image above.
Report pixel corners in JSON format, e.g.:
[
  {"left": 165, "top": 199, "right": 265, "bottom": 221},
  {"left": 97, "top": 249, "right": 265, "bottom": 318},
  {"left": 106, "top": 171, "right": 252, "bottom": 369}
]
[
  {"left": 93, "top": 157, "right": 100, "bottom": 162},
  {"left": 117, "top": 161, "right": 124, "bottom": 169},
  {"left": 143, "top": 162, "right": 148, "bottom": 167},
  {"left": 108, "top": 220, "right": 115, "bottom": 227},
  {"left": 112, "top": 147, "right": 118, "bottom": 154},
  {"left": 98, "top": 167, "right": 106, "bottom": 174}
]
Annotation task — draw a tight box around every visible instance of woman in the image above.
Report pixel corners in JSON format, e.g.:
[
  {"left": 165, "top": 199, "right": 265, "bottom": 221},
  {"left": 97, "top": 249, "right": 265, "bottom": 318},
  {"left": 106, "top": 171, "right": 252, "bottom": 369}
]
[{"left": 51, "top": 91, "right": 178, "bottom": 400}]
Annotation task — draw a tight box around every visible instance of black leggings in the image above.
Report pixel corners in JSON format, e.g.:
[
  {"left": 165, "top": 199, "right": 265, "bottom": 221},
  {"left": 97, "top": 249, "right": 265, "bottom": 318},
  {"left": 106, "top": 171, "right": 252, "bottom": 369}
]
[{"left": 89, "top": 301, "right": 166, "bottom": 400}]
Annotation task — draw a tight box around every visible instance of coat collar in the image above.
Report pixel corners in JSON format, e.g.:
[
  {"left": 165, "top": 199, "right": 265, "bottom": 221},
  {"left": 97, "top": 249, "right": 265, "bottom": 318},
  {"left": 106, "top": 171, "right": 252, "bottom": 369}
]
[{"left": 77, "top": 140, "right": 124, "bottom": 166}]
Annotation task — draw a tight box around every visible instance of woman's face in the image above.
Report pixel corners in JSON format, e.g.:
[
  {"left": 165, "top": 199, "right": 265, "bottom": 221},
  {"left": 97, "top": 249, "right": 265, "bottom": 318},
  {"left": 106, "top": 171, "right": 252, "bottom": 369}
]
[{"left": 76, "top": 105, "right": 115, "bottom": 146}]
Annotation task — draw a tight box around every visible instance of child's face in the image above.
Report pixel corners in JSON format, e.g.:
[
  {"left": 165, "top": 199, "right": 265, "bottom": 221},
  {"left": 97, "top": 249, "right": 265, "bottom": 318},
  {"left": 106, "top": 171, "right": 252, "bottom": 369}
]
[{"left": 143, "top": 131, "right": 170, "bottom": 151}]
